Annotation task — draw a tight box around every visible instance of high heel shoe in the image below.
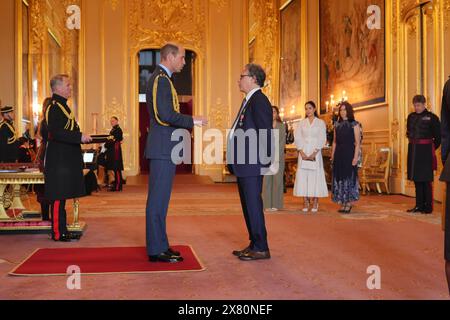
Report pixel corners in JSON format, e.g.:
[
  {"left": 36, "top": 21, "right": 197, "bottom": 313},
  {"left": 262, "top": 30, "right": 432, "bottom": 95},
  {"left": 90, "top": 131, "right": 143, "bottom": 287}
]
[
  {"left": 343, "top": 205, "right": 353, "bottom": 214},
  {"left": 311, "top": 201, "right": 319, "bottom": 213},
  {"left": 302, "top": 198, "right": 310, "bottom": 212}
]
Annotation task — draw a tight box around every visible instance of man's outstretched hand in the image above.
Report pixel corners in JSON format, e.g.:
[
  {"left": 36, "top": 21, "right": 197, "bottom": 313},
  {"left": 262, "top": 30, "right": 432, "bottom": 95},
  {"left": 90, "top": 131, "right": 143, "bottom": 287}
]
[
  {"left": 81, "top": 134, "right": 93, "bottom": 144},
  {"left": 193, "top": 116, "right": 208, "bottom": 126}
]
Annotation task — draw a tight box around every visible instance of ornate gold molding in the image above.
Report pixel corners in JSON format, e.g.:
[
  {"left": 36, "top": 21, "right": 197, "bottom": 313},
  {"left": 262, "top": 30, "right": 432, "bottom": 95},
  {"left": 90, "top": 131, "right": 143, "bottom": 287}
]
[
  {"left": 209, "top": 0, "right": 227, "bottom": 12},
  {"left": 208, "top": 98, "right": 230, "bottom": 132},
  {"left": 392, "top": 0, "right": 398, "bottom": 52},
  {"left": 391, "top": 119, "right": 400, "bottom": 142},
  {"left": 127, "top": 0, "right": 207, "bottom": 56},
  {"left": 444, "top": 0, "right": 450, "bottom": 30},
  {"left": 247, "top": 0, "right": 278, "bottom": 102},
  {"left": 29, "top": 0, "right": 45, "bottom": 55},
  {"left": 108, "top": 0, "right": 119, "bottom": 11},
  {"left": 103, "top": 97, "right": 127, "bottom": 131}
]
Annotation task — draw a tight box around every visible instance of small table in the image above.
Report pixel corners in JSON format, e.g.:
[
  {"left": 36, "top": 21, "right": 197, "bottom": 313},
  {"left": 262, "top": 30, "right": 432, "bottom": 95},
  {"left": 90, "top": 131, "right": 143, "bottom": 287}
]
[
  {"left": 0, "top": 168, "right": 85, "bottom": 234},
  {"left": 0, "top": 170, "right": 44, "bottom": 219}
]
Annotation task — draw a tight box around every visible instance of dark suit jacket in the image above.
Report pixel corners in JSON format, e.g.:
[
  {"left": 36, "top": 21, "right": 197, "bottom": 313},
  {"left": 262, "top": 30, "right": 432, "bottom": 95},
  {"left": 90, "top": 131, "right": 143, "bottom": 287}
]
[
  {"left": 227, "top": 89, "right": 273, "bottom": 178},
  {"left": 440, "top": 77, "right": 450, "bottom": 181},
  {"left": 145, "top": 65, "right": 193, "bottom": 160}
]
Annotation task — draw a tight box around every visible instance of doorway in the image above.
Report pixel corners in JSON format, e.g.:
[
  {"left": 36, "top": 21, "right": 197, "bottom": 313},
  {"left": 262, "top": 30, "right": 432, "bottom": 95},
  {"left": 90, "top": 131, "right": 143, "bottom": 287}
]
[{"left": 138, "top": 49, "right": 195, "bottom": 174}]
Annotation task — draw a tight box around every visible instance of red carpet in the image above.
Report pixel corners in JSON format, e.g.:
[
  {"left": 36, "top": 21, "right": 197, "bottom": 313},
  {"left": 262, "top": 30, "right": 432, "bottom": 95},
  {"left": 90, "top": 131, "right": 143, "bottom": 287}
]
[{"left": 9, "top": 246, "right": 205, "bottom": 276}]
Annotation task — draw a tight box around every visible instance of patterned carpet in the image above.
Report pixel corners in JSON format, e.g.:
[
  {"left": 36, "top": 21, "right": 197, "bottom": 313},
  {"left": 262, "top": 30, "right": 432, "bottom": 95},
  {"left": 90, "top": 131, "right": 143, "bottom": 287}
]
[{"left": 0, "top": 174, "right": 448, "bottom": 299}]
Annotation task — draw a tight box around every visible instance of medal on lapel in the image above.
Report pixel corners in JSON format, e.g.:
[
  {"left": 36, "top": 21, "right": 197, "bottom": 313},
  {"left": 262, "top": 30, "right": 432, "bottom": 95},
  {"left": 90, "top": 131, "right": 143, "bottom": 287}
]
[{"left": 239, "top": 114, "right": 245, "bottom": 127}]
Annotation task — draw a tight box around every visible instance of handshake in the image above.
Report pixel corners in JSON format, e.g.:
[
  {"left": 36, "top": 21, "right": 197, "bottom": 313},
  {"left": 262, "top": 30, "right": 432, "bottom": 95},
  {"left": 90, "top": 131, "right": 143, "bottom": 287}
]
[
  {"left": 193, "top": 116, "right": 208, "bottom": 127},
  {"left": 81, "top": 116, "right": 208, "bottom": 144}
]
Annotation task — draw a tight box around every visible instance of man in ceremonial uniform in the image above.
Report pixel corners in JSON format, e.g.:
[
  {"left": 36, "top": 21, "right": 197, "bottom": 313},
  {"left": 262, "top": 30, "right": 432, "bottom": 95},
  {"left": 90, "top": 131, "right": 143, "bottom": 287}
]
[
  {"left": 406, "top": 94, "right": 441, "bottom": 214},
  {"left": 0, "top": 106, "right": 19, "bottom": 163},
  {"left": 439, "top": 76, "right": 450, "bottom": 294},
  {"left": 145, "top": 43, "right": 206, "bottom": 263},
  {"left": 105, "top": 116, "right": 124, "bottom": 192},
  {"left": 44, "top": 74, "right": 92, "bottom": 241}
]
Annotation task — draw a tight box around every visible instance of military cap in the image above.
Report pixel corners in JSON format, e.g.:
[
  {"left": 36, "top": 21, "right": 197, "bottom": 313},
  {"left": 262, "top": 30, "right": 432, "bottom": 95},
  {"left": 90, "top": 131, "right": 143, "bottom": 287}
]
[{"left": 0, "top": 106, "right": 14, "bottom": 114}]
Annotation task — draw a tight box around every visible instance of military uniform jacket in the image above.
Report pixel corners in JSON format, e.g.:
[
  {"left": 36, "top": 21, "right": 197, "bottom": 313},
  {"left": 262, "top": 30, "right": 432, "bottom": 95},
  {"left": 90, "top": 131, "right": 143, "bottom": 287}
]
[
  {"left": 105, "top": 124, "right": 124, "bottom": 171},
  {"left": 44, "top": 94, "right": 85, "bottom": 201},
  {"left": 0, "top": 119, "right": 18, "bottom": 163},
  {"left": 145, "top": 65, "right": 194, "bottom": 160},
  {"left": 407, "top": 110, "right": 441, "bottom": 182}
]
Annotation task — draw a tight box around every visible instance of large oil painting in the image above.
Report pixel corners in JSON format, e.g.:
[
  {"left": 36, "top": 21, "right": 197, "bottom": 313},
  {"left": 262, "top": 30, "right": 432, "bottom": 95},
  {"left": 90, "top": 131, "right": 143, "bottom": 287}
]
[
  {"left": 320, "top": 0, "right": 385, "bottom": 112},
  {"left": 279, "top": 0, "right": 302, "bottom": 116}
]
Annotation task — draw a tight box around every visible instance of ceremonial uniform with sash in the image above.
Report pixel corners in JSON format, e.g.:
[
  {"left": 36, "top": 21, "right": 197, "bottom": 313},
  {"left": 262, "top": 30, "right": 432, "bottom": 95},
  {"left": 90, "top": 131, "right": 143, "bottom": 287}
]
[
  {"left": 0, "top": 106, "right": 19, "bottom": 163},
  {"left": 44, "top": 94, "right": 85, "bottom": 241},
  {"left": 407, "top": 109, "right": 441, "bottom": 213},
  {"left": 145, "top": 64, "right": 193, "bottom": 257},
  {"left": 105, "top": 124, "right": 124, "bottom": 191}
]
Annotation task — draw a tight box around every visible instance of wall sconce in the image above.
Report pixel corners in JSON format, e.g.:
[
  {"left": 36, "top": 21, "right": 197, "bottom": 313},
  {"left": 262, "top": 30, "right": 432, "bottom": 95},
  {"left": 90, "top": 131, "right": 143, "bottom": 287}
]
[{"left": 290, "top": 105, "right": 296, "bottom": 115}]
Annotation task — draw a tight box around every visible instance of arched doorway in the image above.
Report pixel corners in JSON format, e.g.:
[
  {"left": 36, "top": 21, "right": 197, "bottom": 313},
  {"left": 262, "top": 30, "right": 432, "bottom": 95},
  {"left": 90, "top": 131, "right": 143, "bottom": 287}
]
[{"left": 137, "top": 49, "right": 196, "bottom": 174}]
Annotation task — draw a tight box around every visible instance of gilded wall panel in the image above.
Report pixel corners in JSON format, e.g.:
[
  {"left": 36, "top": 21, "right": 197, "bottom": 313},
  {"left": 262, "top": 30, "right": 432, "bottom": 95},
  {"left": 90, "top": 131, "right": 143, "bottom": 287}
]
[
  {"left": 19, "top": 0, "right": 81, "bottom": 131},
  {"left": 246, "top": 0, "right": 278, "bottom": 102},
  {"left": 127, "top": 0, "right": 207, "bottom": 56}
]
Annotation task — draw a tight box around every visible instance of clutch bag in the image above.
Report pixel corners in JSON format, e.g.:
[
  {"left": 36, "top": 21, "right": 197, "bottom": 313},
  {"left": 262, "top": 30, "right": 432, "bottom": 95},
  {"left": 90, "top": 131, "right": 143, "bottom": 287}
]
[{"left": 300, "top": 159, "right": 317, "bottom": 170}]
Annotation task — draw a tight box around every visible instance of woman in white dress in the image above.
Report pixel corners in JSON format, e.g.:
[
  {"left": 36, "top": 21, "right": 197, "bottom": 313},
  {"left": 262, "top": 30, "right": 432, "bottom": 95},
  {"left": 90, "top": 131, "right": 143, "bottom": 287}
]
[{"left": 293, "top": 101, "right": 328, "bottom": 212}]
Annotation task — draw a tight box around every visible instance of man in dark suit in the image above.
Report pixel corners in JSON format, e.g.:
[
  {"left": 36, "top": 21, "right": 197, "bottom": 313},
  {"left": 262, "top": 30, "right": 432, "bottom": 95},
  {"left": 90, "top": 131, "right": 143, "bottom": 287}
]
[
  {"left": 439, "top": 76, "right": 450, "bottom": 294},
  {"left": 227, "top": 63, "right": 274, "bottom": 261},
  {"left": 44, "top": 74, "right": 92, "bottom": 241},
  {"left": 145, "top": 43, "right": 206, "bottom": 263},
  {"left": 0, "top": 106, "right": 19, "bottom": 163}
]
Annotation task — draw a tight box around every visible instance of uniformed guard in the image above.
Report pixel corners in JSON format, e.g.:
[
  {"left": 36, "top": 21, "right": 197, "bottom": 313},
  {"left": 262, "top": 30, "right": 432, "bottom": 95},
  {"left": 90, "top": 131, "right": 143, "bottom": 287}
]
[
  {"left": 105, "top": 116, "right": 124, "bottom": 192},
  {"left": 44, "top": 74, "right": 92, "bottom": 241},
  {"left": 407, "top": 94, "right": 441, "bottom": 214},
  {"left": 0, "top": 106, "right": 19, "bottom": 163}
]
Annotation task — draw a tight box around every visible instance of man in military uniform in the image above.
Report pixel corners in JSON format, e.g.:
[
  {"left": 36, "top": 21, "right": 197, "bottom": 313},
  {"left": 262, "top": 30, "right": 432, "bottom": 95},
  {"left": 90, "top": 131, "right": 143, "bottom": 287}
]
[
  {"left": 0, "top": 106, "right": 19, "bottom": 163},
  {"left": 439, "top": 76, "right": 450, "bottom": 294},
  {"left": 105, "top": 116, "right": 124, "bottom": 192},
  {"left": 407, "top": 94, "right": 441, "bottom": 214},
  {"left": 44, "top": 74, "right": 92, "bottom": 241},
  {"left": 145, "top": 43, "right": 206, "bottom": 263}
]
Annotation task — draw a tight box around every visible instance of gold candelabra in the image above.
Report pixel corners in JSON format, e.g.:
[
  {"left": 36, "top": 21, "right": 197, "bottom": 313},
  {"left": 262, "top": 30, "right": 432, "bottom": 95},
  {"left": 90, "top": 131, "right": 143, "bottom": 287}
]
[{"left": 325, "top": 90, "right": 348, "bottom": 114}]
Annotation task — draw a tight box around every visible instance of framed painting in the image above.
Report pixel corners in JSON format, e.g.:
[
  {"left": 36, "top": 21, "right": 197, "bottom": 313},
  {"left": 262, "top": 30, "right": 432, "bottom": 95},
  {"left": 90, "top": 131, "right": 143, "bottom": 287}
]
[
  {"left": 279, "top": 0, "right": 302, "bottom": 117},
  {"left": 319, "top": 0, "right": 385, "bottom": 112}
]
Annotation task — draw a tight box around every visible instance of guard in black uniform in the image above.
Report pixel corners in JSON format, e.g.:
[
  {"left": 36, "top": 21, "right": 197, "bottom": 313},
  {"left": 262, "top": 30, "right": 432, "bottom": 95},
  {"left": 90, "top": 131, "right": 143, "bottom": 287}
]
[
  {"left": 44, "top": 74, "right": 92, "bottom": 241},
  {"left": 0, "top": 106, "right": 19, "bottom": 163},
  {"left": 105, "top": 116, "right": 124, "bottom": 192},
  {"left": 406, "top": 95, "right": 441, "bottom": 214}
]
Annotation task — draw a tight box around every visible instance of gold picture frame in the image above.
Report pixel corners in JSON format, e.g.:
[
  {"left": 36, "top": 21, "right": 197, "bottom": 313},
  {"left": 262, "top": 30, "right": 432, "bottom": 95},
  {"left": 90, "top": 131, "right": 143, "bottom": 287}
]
[{"left": 319, "top": 0, "right": 386, "bottom": 112}]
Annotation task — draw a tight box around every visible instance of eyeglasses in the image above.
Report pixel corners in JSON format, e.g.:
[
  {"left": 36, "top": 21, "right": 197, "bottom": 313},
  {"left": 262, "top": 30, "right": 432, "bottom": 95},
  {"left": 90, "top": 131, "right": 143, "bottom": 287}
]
[{"left": 239, "top": 74, "right": 252, "bottom": 79}]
